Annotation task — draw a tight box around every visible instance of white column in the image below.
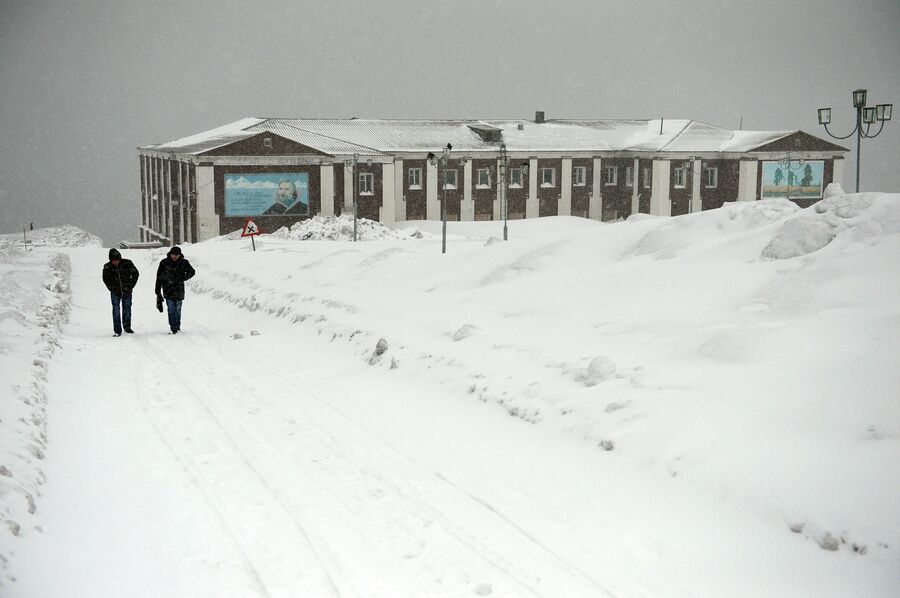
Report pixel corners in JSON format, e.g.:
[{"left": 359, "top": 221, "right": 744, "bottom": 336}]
[
  {"left": 462, "top": 159, "right": 475, "bottom": 221},
  {"left": 320, "top": 163, "right": 334, "bottom": 216},
  {"left": 691, "top": 158, "right": 702, "bottom": 213},
  {"left": 177, "top": 161, "right": 185, "bottom": 244},
  {"left": 426, "top": 160, "right": 439, "bottom": 220},
  {"left": 343, "top": 163, "right": 353, "bottom": 212},
  {"left": 195, "top": 165, "right": 218, "bottom": 241},
  {"left": 631, "top": 158, "right": 640, "bottom": 214},
  {"left": 651, "top": 159, "right": 671, "bottom": 216},
  {"left": 380, "top": 162, "right": 396, "bottom": 226},
  {"left": 591, "top": 157, "right": 602, "bottom": 220},
  {"left": 149, "top": 157, "right": 156, "bottom": 235},
  {"left": 185, "top": 165, "right": 193, "bottom": 244},
  {"left": 832, "top": 157, "right": 845, "bottom": 190},
  {"left": 560, "top": 158, "right": 572, "bottom": 216},
  {"left": 394, "top": 159, "right": 406, "bottom": 222},
  {"left": 142, "top": 156, "right": 149, "bottom": 241},
  {"left": 737, "top": 159, "right": 758, "bottom": 202},
  {"left": 165, "top": 160, "right": 174, "bottom": 242},
  {"left": 526, "top": 158, "right": 539, "bottom": 218}
]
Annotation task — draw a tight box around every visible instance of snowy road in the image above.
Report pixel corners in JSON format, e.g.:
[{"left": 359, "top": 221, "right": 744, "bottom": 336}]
[{"left": 13, "top": 248, "right": 624, "bottom": 598}]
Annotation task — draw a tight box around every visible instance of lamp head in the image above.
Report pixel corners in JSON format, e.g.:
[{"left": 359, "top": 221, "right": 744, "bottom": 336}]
[
  {"left": 817, "top": 108, "right": 831, "bottom": 125},
  {"left": 863, "top": 107, "right": 876, "bottom": 124},
  {"left": 876, "top": 104, "right": 893, "bottom": 121},
  {"left": 853, "top": 89, "right": 867, "bottom": 108}
]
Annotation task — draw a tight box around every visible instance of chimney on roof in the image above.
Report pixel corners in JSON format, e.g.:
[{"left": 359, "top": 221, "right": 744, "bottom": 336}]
[
  {"left": 517, "top": 123, "right": 524, "bottom": 130},
  {"left": 534, "top": 111, "right": 545, "bottom": 124}
]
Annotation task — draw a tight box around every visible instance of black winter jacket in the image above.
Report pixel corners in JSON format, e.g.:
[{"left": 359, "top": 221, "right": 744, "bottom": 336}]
[
  {"left": 102, "top": 259, "right": 140, "bottom": 296},
  {"left": 155, "top": 256, "right": 196, "bottom": 300}
]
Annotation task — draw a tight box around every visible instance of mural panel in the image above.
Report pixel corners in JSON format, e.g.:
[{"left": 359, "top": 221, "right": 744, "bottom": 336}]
[
  {"left": 761, "top": 160, "right": 824, "bottom": 200},
  {"left": 225, "top": 173, "right": 310, "bottom": 216}
]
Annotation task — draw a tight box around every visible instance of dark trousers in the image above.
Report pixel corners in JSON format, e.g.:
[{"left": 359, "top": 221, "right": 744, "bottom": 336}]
[
  {"left": 165, "top": 298, "right": 183, "bottom": 332},
  {"left": 110, "top": 292, "right": 132, "bottom": 334}
]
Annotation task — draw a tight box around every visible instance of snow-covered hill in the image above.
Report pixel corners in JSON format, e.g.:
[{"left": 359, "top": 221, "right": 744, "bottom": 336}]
[{"left": 2, "top": 195, "right": 898, "bottom": 597}]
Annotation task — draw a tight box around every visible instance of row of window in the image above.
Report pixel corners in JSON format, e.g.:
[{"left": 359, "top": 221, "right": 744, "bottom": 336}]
[{"left": 357, "top": 165, "right": 720, "bottom": 194}]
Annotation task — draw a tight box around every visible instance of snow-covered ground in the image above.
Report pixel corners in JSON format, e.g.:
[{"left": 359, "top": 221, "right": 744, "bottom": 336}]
[{"left": 1, "top": 191, "right": 898, "bottom": 597}]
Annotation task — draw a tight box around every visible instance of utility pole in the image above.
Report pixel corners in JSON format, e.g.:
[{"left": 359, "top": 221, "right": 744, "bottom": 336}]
[
  {"left": 500, "top": 143, "right": 508, "bottom": 241},
  {"left": 353, "top": 153, "right": 359, "bottom": 242}
]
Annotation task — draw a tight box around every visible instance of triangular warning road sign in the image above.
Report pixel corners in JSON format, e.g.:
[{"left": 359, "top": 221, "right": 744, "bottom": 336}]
[{"left": 241, "top": 217, "right": 262, "bottom": 237}]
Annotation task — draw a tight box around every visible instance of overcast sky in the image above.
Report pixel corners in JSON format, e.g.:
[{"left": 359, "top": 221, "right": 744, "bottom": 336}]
[{"left": 1, "top": 0, "right": 898, "bottom": 244}]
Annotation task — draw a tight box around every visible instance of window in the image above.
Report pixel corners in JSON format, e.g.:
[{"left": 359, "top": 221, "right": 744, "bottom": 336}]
[
  {"left": 408, "top": 167, "right": 422, "bottom": 189},
  {"left": 509, "top": 167, "right": 523, "bottom": 187},
  {"left": 263, "top": 137, "right": 272, "bottom": 148},
  {"left": 476, "top": 168, "right": 491, "bottom": 188},
  {"left": 443, "top": 169, "right": 457, "bottom": 189},
  {"left": 541, "top": 167, "right": 556, "bottom": 187},
  {"left": 604, "top": 165, "right": 617, "bottom": 186},
  {"left": 573, "top": 166, "right": 586, "bottom": 186},
  {"left": 705, "top": 166, "right": 718, "bottom": 188},
  {"left": 673, "top": 166, "right": 686, "bottom": 188},
  {"left": 643, "top": 167, "right": 652, "bottom": 188},
  {"left": 625, "top": 166, "right": 634, "bottom": 187},
  {"left": 359, "top": 172, "right": 374, "bottom": 194}
]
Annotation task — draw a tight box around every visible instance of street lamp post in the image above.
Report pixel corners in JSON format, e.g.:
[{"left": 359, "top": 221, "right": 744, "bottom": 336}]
[
  {"left": 427, "top": 143, "right": 452, "bottom": 254},
  {"left": 344, "top": 153, "right": 359, "bottom": 241},
  {"left": 818, "top": 88, "right": 892, "bottom": 193},
  {"left": 777, "top": 156, "right": 805, "bottom": 200},
  {"left": 499, "top": 143, "right": 508, "bottom": 241}
]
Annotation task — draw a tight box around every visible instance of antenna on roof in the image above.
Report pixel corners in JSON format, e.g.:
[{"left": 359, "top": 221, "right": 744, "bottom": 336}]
[
  {"left": 659, "top": 117, "right": 664, "bottom": 135},
  {"left": 739, "top": 116, "right": 743, "bottom": 130}
]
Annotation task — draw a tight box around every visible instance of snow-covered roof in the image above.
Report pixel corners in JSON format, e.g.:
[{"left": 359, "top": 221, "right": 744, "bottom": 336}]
[{"left": 140, "top": 117, "right": 825, "bottom": 157}]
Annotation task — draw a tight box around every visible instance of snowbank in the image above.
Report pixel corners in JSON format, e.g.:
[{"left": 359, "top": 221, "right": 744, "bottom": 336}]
[
  {"left": 0, "top": 225, "right": 103, "bottom": 249},
  {"left": 0, "top": 244, "right": 71, "bottom": 584},
  {"left": 269, "top": 214, "right": 429, "bottom": 242},
  {"left": 763, "top": 192, "right": 900, "bottom": 259}
]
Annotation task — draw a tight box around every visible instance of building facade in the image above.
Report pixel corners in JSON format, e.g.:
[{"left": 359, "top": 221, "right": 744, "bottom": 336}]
[{"left": 137, "top": 114, "right": 848, "bottom": 244}]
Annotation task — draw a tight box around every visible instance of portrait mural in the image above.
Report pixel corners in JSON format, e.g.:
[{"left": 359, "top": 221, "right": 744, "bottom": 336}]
[
  {"left": 761, "top": 160, "right": 824, "bottom": 200},
  {"left": 225, "top": 173, "right": 310, "bottom": 216}
]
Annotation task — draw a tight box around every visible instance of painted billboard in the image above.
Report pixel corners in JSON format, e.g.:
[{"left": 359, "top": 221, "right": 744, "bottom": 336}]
[
  {"left": 761, "top": 160, "right": 824, "bottom": 200},
  {"left": 225, "top": 173, "right": 309, "bottom": 216}
]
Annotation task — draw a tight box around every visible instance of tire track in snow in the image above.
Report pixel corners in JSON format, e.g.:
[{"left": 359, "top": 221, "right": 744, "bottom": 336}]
[
  {"left": 134, "top": 333, "right": 346, "bottom": 598},
  {"left": 131, "top": 348, "right": 273, "bottom": 598},
  {"left": 163, "top": 328, "right": 535, "bottom": 597},
  {"left": 166, "top": 320, "right": 619, "bottom": 598}
]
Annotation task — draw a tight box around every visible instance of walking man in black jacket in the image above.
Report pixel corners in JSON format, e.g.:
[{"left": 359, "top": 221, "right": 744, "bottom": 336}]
[
  {"left": 155, "top": 246, "right": 196, "bottom": 334},
  {"left": 102, "top": 248, "right": 140, "bottom": 336}
]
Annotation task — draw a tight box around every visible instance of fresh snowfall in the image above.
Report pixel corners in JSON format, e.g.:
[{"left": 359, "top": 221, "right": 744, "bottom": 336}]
[{"left": 1, "top": 188, "right": 898, "bottom": 598}]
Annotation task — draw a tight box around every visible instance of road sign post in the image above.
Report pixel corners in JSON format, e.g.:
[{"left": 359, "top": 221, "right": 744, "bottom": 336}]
[{"left": 241, "top": 217, "right": 262, "bottom": 251}]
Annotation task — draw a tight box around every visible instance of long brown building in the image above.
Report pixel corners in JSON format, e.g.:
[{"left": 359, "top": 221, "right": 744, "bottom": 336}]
[{"left": 137, "top": 113, "right": 849, "bottom": 244}]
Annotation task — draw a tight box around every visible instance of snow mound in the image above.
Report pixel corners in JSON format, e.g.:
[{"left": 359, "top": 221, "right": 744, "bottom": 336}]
[
  {"left": 823, "top": 182, "right": 845, "bottom": 198},
  {"left": 715, "top": 198, "right": 801, "bottom": 230},
  {"left": 0, "top": 225, "right": 102, "bottom": 248},
  {"left": 628, "top": 199, "right": 800, "bottom": 258},
  {"left": 762, "top": 192, "right": 900, "bottom": 259},
  {"left": 271, "top": 215, "right": 427, "bottom": 241}
]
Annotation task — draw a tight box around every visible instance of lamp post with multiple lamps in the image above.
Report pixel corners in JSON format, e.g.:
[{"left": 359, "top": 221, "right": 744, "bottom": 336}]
[
  {"left": 817, "top": 89, "right": 892, "bottom": 193},
  {"left": 427, "top": 143, "right": 452, "bottom": 254}
]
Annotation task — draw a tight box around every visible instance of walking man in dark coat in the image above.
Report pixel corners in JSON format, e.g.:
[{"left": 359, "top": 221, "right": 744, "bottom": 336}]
[
  {"left": 155, "top": 246, "right": 196, "bottom": 334},
  {"left": 102, "top": 248, "right": 140, "bottom": 336}
]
